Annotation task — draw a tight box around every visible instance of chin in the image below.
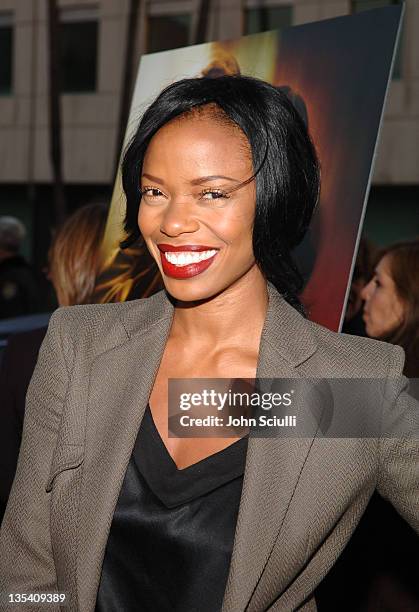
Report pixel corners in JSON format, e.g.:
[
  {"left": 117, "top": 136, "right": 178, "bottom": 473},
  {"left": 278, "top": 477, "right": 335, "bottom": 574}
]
[
  {"left": 365, "top": 323, "right": 377, "bottom": 338},
  {"left": 162, "top": 277, "right": 223, "bottom": 303},
  {"left": 366, "top": 324, "right": 390, "bottom": 340},
  {"left": 159, "top": 263, "right": 257, "bottom": 303}
]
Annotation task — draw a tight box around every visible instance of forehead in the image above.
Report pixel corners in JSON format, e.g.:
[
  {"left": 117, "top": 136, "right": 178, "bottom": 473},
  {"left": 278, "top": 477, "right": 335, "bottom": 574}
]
[
  {"left": 376, "top": 254, "right": 394, "bottom": 280},
  {"left": 143, "top": 111, "right": 252, "bottom": 176}
]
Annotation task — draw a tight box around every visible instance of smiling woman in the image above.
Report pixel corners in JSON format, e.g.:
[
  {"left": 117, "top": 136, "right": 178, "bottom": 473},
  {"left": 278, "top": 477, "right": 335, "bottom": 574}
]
[
  {"left": 0, "top": 76, "right": 418, "bottom": 612},
  {"left": 122, "top": 76, "right": 319, "bottom": 312},
  {"left": 138, "top": 107, "right": 258, "bottom": 298}
]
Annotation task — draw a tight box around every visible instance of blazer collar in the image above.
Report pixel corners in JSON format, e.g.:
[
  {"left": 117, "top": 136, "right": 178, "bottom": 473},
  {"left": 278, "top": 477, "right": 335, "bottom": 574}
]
[
  {"left": 77, "top": 282, "right": 319, "bottom": 611},
  {"left": 119, "top": 282, "right": 317, "bottom": 368},
  {"left": 220, "top": 284, "right": 320, "bottom": 611}
]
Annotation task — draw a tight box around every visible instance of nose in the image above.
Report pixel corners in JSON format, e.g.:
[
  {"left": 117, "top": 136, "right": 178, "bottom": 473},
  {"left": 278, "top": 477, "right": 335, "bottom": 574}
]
[
  {"left": 360, "top": 280, "right": 372, "bottom": 302},
  {"left": 159, "top": 197, "right": 200, "bottom": 237}
]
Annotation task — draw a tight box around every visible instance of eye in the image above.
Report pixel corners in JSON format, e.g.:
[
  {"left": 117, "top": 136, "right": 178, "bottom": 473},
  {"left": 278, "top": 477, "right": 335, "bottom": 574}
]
[
  {"left": 200, "top": 188, "right": 230, "bottom": 201},
  {"left": 373, "top": 277, "right": 381, "bottom": 288},
  {"left": 141, "top": 186, "right": 164, "bottom": 198}
]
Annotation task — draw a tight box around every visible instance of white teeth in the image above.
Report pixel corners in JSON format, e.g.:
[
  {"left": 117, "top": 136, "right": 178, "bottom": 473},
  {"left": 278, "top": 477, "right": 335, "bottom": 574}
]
[{"left": 164, "top": 250, "right": 218, "bottom": 266}]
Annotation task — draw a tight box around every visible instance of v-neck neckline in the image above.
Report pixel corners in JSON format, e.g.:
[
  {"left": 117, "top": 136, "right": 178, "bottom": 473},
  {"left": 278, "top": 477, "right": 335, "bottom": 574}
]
[
  {"left": 148, "top": 403, "right": 248, "bottom": 472},
  {"left": 131, "top": 405, "right": 249, "bottom": 508}
]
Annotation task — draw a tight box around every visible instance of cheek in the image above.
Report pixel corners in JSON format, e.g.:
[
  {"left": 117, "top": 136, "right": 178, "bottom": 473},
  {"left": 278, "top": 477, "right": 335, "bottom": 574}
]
[
  {"left": 365, "top": 295, "right": 385, "bottom": 334},
  {"left": 369, "top": 292, "right": 401, "bottom": 333},
  {"left": 215, "top": 200, "right": 255, "bottom": 245},
  {"left": 218, "top": 220, "right": 252, "bottom": 243},
  {"left": 369, "top": 290, "right": 388, "bottom": 320},
  {"left": 137, "top": 204, "right": 156, "bottom": 238},
  {"left": 365, "top": 299, "right": 386, "bottom": 337},
  {"left": 381, "top": 291, "right": 401, "bottom": 319},
  {"left": 218, "top": 219, "right": 254, "bottom": 260},
  {"left": 137, "top": 202, "right": 144, "bottom": 229},
  {"left": 391, "top": 295, "right": 405, "bottom": 323}
]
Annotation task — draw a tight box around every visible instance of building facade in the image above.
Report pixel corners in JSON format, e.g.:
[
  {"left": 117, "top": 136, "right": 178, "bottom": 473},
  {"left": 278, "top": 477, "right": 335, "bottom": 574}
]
[{"left": 0, "top": 0, "right": 417, "bottom": 254}]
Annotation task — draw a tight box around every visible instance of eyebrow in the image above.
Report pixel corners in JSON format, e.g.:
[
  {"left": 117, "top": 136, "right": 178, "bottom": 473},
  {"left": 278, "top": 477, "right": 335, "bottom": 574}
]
[{"left": 141, "top": 173, "right": 241, "bottom": 185}]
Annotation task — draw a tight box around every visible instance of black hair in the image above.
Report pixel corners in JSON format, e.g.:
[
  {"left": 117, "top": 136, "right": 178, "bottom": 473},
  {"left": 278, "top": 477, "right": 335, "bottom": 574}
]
[{"left": 121, "top": 75, "right": 320, "bottom": 313}]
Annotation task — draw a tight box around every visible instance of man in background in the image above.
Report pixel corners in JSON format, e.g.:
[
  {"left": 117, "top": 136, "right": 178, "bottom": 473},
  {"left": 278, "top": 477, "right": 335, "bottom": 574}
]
[{"left": 0, "top": 216, "right": 41, "bottom": 319}]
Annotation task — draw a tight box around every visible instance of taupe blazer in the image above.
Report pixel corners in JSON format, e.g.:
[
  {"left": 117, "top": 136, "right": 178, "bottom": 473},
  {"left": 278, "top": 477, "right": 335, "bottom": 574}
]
[{"left": 0, "top": 283, "right": 418, "bottom": 612}]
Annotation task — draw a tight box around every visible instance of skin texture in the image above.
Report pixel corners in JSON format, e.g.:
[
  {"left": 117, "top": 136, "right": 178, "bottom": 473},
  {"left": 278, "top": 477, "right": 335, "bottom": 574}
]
[
  {"left": 138, "top": 110, "right": 269, "bottom": 468},
  {"left": 361, "top": 254, "right": 405, "bottom": 339}
]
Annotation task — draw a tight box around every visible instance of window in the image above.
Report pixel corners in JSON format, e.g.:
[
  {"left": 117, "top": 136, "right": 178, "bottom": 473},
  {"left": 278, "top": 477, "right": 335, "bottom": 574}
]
[
  {"left": 0, "top": 13, "right": 13, "bottom": 95},
  {"left": 352, "top": 0, "right": 399, "bottom": 9},
  {"left": 59, "top": 6, "right": 99, "bottom": 93},
  {"left": 147, "top": 14, "right": 191, "bottom": 53},
  {"left": 352, "top": 0, "right": 403, "bottom": 79},
  {"left": 245, "top": 4, "right": 293, "bottom": 35}
]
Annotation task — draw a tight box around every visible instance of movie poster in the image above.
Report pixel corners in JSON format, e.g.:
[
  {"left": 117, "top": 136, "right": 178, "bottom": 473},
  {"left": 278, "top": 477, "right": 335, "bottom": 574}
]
[{"left": 99, "top": 6, "right": 402, "bottom": 331}]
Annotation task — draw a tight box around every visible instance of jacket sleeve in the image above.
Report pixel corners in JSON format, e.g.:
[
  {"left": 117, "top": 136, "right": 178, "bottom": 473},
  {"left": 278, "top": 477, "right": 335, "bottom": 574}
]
[
  {"left": 377, "top": 344, "right": 419, "bottom": 533},
  {"left": 0, "top": 310, "right": 69, "bottom": 611}
]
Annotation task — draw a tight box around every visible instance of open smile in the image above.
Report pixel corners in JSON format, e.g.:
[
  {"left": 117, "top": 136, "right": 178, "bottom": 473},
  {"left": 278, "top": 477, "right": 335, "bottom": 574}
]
[{"left": 157, "top": 244, "right": 220, "bottom": 279}]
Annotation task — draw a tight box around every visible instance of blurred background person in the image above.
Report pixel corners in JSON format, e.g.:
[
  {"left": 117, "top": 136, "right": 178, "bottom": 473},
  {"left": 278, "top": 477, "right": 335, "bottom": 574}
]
[
  {"left": 0, "top": 216, "right": 41, "bottom": 319},
  {"left": 359, "top": 239, "right": 419, "bottom": 610},
  {"left": 48, "top": 202, "right": 108, "bottom": 307},
  {"left": 361, "top": 239, "right": 419, "bottom": 378},
  {"left": 0, "top": 202, "right": 107, "bottom": 524},
  {"left": 342, "top": 237, "right": 377, "bottom": 336},
  {"left": 318, "top": 238, "right": 419, "bottom": 611}
]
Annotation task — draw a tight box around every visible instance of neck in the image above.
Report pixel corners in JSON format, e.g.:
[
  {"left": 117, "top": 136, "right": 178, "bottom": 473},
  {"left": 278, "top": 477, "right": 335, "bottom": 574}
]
[{"left": 171, "top": 267, "right": 269, "bottom": 348}]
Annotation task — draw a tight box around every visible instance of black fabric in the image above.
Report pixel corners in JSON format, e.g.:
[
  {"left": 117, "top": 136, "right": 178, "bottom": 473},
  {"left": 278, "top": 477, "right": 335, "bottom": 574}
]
[
  {"left": 316, "top": 492, "right": 419, "bottom": 611},
  {"left": 96, "top": 405, "right": 248, "bottom": 612},
  {"left": 0, "top": 326, "right": 47, "bottom": 523},
  {"left": 0, "top": 255, "right": 42, "bottom": 319}
]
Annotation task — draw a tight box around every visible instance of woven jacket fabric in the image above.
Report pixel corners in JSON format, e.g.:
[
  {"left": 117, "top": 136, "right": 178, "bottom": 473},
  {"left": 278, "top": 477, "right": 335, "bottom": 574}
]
[{"left": 0, "top": 283, "right": 418, "bottom": 612}]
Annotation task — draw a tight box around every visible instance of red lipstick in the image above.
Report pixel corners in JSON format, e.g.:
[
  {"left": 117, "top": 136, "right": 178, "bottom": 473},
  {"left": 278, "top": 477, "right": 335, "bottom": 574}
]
[{"left": 157, "top": 244, "right": 219, "bottom": 279}]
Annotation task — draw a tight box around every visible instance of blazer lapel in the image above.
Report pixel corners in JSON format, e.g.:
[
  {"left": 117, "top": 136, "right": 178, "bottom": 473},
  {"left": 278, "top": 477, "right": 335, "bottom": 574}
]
[
  {"left": 77, "top": 291, "right": 174, "bottom": 611},
  {"left": 76, "top": 284, "right": 320, "bottom": 612},
  {"left": 222, "top": 285, "right": 320, "bottom": 612}
]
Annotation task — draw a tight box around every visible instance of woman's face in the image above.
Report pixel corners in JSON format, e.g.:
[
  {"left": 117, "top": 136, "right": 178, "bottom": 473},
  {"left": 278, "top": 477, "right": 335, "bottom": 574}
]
[
  {"left": 138, "top": 110, "right": 260, "bottom": 302},
  {"left": 361, "top": 254, "right": 405, "bottom": 338}
]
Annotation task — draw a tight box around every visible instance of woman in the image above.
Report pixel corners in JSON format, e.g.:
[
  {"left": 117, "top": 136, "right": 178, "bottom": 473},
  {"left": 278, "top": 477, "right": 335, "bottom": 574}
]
[
  {"left": 317, "top": 238, "right": 419, "bottom": 611},
  {"left": 0, "top": 76, "right": 417, "bottom": 612},
  {"left": 342, "top": 237, "right": 377, "bottom": 336},
  {"left": 47, "top": 202, "right": 108, "bottom": 307},
  {"left": 355, "top": 240, "right": 419, "bottom": 610},
  {"left": 0, "top": 203, "right": 107, "bottom": 523},
  {"left": 362, "top": 240, "right": 419, "bottom": 377}
]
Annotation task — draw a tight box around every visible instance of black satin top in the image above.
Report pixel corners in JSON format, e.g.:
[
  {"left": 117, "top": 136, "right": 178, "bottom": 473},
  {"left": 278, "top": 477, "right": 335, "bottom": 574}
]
[{"left": 95, "top": 405, "right": 248, "bottom": 612}]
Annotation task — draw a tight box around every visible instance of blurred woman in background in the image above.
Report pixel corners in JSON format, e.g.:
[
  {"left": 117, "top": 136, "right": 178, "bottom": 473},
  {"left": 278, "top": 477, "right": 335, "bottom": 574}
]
[
  {"left": 307, "top": 238, "right": 419, "bottom": 612},
  {"left": 342, "top": 237, "right": 377, "bottom": 336},
  {"left": 48, "top": 202, "right": 108, "bottom": 306},
  {"left": 0, "top": 202, "right": 107, "bottom": 523},
  {"left": 362, "top": 239, "right": 419, "bottom": 377},
  {"left": 354, "top": 238, "right": 419, "bottom": 611}
]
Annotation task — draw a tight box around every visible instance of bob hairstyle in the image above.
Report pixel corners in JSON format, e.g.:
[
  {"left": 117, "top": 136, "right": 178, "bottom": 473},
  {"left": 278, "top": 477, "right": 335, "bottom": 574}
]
[
  {"left": 121, "top": 75, "right": 320, "bottom": 313},
  {"left": 377, "top": 240, "right": 419, "bottom": 377}
]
